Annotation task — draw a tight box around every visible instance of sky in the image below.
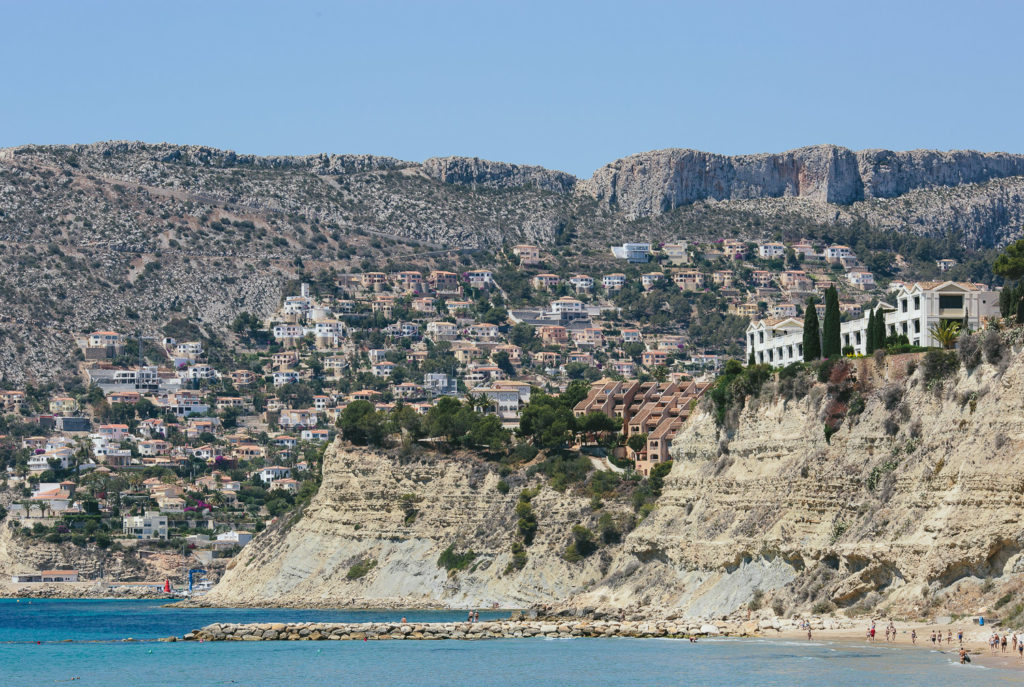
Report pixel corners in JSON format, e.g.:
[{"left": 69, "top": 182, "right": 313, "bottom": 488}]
[{"left": 1, "top": 0, "right": 1021, "bottom": 177}]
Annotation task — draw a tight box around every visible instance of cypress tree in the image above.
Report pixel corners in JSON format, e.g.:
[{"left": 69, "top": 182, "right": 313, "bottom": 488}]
[
  {"left": 1017, "top": 295, "right": 1024, "bottom": 325},
  {"left": 802, "top": 297, "right": 821, "bottom": 361},
  {"left": 822, "top": 286, "right": 841, "bottom": 358},
  {"left": 875, "top": 307, "right": 888, "bottom": 349},
  {"left": 865, "top": 309, "right": 876, "bottom": 354}
]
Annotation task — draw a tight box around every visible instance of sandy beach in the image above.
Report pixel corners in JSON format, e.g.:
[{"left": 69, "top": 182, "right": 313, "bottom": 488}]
[{"left": 773, "top": 621, "right": 1024, "bottom": 672}]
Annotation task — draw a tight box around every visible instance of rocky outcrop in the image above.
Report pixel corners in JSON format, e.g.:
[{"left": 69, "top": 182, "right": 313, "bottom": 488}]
[
  {"left": 11, "top": 141, "right": 409, "bottom": 175},
  {"left": 198, "top": 448, "right": 628, "bottom": 609},
  {"left": 578, "top": 349, "right": 1024, "bottom": 617},
  {"left": 422, "top": 156, "right": 577, "bottom": 194},
  {"left": 209, "top": 349, "right": 1024, "bottom": 618},
  {"left": 581, "top": 145, "right": 1024, "bottom": 218}
]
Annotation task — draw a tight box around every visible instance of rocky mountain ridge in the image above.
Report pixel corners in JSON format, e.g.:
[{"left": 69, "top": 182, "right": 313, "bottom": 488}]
[
  {"left": 3, "top": 140, "right": 1024, "bottom": 384},
  {"left": 580, "top": 145, "right": 1024, "bottom": 217}
]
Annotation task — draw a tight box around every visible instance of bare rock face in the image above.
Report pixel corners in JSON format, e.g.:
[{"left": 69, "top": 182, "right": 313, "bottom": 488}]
[
  {"left": 201, "top": 448, "right": 618, "bottom": 609},
  {"left": 577, "top": 349, "right": 1024, "bottom": 617},
  {"left": 422, "top": 156, "right": 577, "bottom": 194},
  {"left": 855, "top": 149, "right": 1024, "bottom": 199},
  {"left": 582, "top": 145, "right": 1024, "bottom": 218}
]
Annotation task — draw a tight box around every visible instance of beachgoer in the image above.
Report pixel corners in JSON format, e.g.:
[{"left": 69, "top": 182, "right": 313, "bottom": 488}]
[
  {"left": 807, "top": 628, "right": 812, "bottom": 641},
  {"left": 946, "top": 630, "right": 951, "bottom": 645},
  {"left": 911, "top": 629, "right": 917, "bottom": 645},
  {"left": 1002, "top": 634, "right": 1008, "bottom": 653},
  {"left": 957, "top": 629, "right": 963, "bottom": 645},
  {"left": 467, "top": 611, "right": 473, "bottom": 623},
  {"left": 959, "top": 648, "right": 966, "bottom": 664},
  {"left": 401, "top": 616, "right": 407, "bottom": 624},
  {"left": 930, "top": 630, "right": 936, "bottom": 645},
  {"left": 870, "top": 626, "right": 875, "bottom": 642},
  {"left": 474, "top": 611, "right": 479, "bottom": 623},
  {"left": 866, "top": 627, "right": 872, "bottom": 642}
]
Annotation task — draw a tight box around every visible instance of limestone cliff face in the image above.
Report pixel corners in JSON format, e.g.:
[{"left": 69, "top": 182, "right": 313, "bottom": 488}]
[
  {"left": 207, "top": 350, "right": 1024, "bottom": 616},
  {"left": 581, "top": 145, "right": 1024, "bottom": 218},
  {"left": 202, "top": 449, "right": 621, "bottom": 608},
  {"left": 577, "top": 350, "right": 1024, "bottom": 616},
  {"left": 422, "top": 156, "right": 577, "bottom": 194}
]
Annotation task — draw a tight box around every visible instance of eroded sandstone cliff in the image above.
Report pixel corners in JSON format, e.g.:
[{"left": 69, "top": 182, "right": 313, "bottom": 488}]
[
  {"left": 199, "top": 450, "right": 629, "bottom": 608},
  {"left": 208, "top": 348, "right": 1024, "bottom": 618},
  {"left": 578, "top": 349, "right": 1024, "bottom": 618}
]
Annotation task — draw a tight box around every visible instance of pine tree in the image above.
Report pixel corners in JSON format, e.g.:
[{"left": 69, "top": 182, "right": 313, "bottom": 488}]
[
  {"left": 822, "top": 286, "right": 841, "bottom": 358},
  {"left": 802, "top": 297, "right": 821, "bottom": 362},
  {"left": 1016, "top": 295, "right": 1024, "bottom": 325},
  {"left": 748, "top": 351, "right": 755, "bottom": 365},
  {"left": 865, "top": 309, "right": 876, "bottom": 354}
]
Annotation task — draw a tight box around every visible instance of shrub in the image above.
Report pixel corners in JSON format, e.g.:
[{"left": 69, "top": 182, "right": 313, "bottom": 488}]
[
  {"left": 881, "top": 384, "right": 903, "bottom": 410},
  {"left": 437, "top": 544, "right": 476, "bottom": 572},
  {"left": 811, "top": 600, "right": 836, "bottom": 615},
  {"left": 957, "top": 332, "right": 982, "bottom": 371},
  {"left": 598, "top": 512, "right": 621, "bottom": 544},
  {"left": 496, "top": 479, "right": 510, "bottom": 494},
  {"left": 982, "top": 329, "right": 1004, "bottom": 365},
  {"left": 563, "top": 525, "right": 597, "bottom": 562},
  {"left": 516, "top": 494, "right": 538, "bottom": 546},
  {"left": 847, "top": 393, "right": 865, "bottom": 416},
  {"left": 346, "top": 558, "right": 377, "bottom": 580},
  {"left": 771, "top": 598, "right": 786, "bottom": 616},
  {"left": 922, "top": 350, "right": 959, "bottom": 387},
  {"left": 748, "top": 588, "right": 764, "bottom": 611},
  {"left": 505, "top": 541, "right": 527, "bottom": 573}
]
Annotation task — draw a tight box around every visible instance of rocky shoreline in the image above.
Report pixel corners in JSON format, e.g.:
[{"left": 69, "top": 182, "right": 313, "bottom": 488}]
[{"left": 180, "top": 616, "right": 854, "bottom": 642}]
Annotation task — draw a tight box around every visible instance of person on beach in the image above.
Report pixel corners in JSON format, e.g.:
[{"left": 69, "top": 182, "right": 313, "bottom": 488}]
[
  {"left": 959, "top": 648, "right": 966, "bottom": 664},
  {"left": 911, "top": 629, "right": 916, "bottom": 645},
  {"left": 1002, "top": 634, "right": 1008, "bottom": 653},
  {"left": 866, "top": 627, "right": 871, "bottom": 642},
  {"left": 1018, "top": 639, "right": 1023, "bottom": 660},
  {"left": 946, "top": 630, "right": 951, "bottom": 645},
  {"left": 957, "top": 629, "right": 963, "bottom": 645},
  {"left": 401, "top": 617, "right": 407, "bottom": 624},
  {"left": 807, "top": 627, "right": 812, "bottom": 641},
  {"left": 474, "top": 611, "right": 479, "bottom": 623},
  {"left": 467, "top": 611, "right": 473, "bottom": 623},
  {"left": 1012, "top": 634, "right": 1018, "bottom": 653},
  {"left": 930, "top": 630, "right": 936, "bottom": 646}
]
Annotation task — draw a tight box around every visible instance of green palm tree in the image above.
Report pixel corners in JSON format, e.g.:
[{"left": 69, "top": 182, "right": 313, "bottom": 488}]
[{"left": 930, "top": 321, "right": 961, "bottom": 349}]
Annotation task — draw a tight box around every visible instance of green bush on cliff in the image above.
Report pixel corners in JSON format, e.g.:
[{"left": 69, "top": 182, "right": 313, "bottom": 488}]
[
  {"left": 562, "top": 525, "right": 598, "bottom": 562},
  {"left": 922, "top": 350, "right": 959, "bottom": 388},
  {"left": 437, "top": 544, "right": 476, "bottom": 572},
  {"left": 346, "top": 558, "right": 377, "bottom": 580},
  {"left": 708, "top": 360, "right": 772, "bottom": 426}
]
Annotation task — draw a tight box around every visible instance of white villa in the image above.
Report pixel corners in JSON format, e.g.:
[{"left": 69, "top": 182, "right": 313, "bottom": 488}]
[{"left": 746, "top": 281, "right": 1001, "bottom": 364}]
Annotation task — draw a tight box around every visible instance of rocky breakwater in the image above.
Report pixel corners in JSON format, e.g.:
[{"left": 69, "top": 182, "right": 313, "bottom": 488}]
[{"left": 184, "top": 619, "right": 748, "bottom": 642}]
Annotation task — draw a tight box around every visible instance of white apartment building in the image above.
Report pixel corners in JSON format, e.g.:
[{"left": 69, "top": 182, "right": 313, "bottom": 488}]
[
  {"left": 746, "top": 281, "right": 1001, "bottom": 363},
  {"left": 758, "top": 242, "right": 786, "bottom": 259},
  {"left": 663, "top": 242, "right": 689, "bottom": 265},
  {"left": 611, "top": 242, "right": 652, "bottom": 263},
  {"left": 123, "top": 511, "right": 168, "bottom": 540},
  {"left": 602, "top": 274, "right": 627, "bottom": 291}
]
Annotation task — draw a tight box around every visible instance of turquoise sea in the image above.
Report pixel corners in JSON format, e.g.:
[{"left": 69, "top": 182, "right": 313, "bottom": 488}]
[{"left": 0, "top": 599, "right": 1015, "bottom": 686}]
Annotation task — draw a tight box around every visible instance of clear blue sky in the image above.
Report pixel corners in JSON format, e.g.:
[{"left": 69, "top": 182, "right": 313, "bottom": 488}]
[{"left": 1, "top": 0, "right": 1020, "bottom": 177}]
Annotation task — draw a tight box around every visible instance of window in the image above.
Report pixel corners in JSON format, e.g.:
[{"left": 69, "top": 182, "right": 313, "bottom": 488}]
[
  {"left": 914, "top": 320, "right": 921, "bottom": 333},
  {"left": 913, "top": 296, "right": 920, "bottom": 310},
  {"left": 938, "top": 294, "right": 963, "bottom": 310},
  {"left": 901, "top": 299, "right": 908, "bottom": 312}
]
